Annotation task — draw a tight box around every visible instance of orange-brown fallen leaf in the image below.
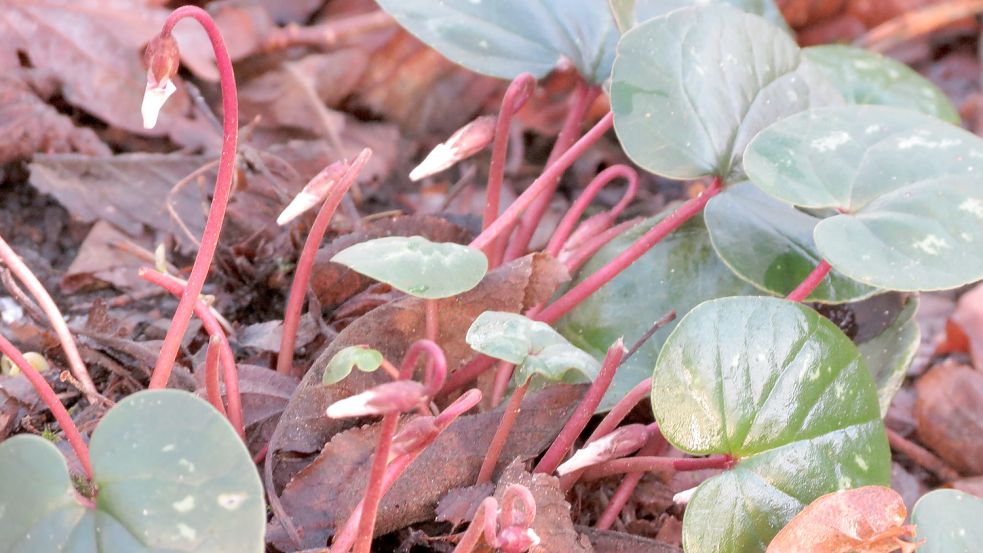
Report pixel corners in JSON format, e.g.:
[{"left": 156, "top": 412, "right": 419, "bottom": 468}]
[{"left": 766, "top": 486, "right": 920, "bottom": 553}]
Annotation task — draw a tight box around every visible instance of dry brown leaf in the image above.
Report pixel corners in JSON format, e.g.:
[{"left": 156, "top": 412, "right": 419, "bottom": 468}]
[
  {"left": 766, "top": 486, "right": 918, "bottom": 553},
  {"left": 267, "top": 384, "right": 586, "bottom": 550},
  {"left": 61, "top": 220, "right": 152, "bottom": 293},
  {"left": 236, "top": 318, "right": 319, "bottom": 354},
  {"left": 576, "top": 527, "right": 682, "bottom": 553},
  {"left": 436, "top": 482, "right": 496, "bottom": 528},
  {"left": 777, "top": 0, "right": 848, "bottom": 28},
  {"left": 915, "top": 361, "right": 983, "bottom": 474},
  {"left": 951, "top": 475, "right": 983, "bottom": 498},
  {"left": 947, "top": 283, "right": 983, "bottom": 370}
]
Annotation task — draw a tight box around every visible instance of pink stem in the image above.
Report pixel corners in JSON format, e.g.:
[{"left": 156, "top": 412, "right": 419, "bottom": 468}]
[
  {"left": 562, "top": 218, "right": 642, "bottom": 274},
  {"left": 353, "top": 412, "right": 400, "bottom": 553},
  {"left": 476, "top": 380, "right": 529, "bottom": 484},
  {"left": 534, "top": 340, "right": 625, "bottom": 475},
  {"left": 581, "top": 454, "right": 734, "bottom": 481},
  {"left": 400, "top": 339, "right": 448, "bottom": 396},
  {"left": 785, "top": 259, "right": 832, "bottom": 302},
  {"left": 151, "top": 6, "right": 239, "bottom": 389},
  {"left": 483, "top": 74, "right": 536, "bottom": 235},
  {"left": 589, "top": 377, "right": 651, "bottom": 443},
  {"left": 425, "top": 300, "right": 439, "bottom": 347},
  {"left": 537, "top": 178, "right": 723, "bottom": 324},
  {"left": 595, "top": 436, "right": 664, "bottom": 529},
  {"left": 505, "top": 81, "right": 601, "bottom": 260},
  {"left": 469, "top": 113, "right": 614, "bottom": 253},
  {"left": 490, "top": 360, "right": 515, "bottom": 407},
  {"left": 0, "top": 334, "right": 92, "bottom": 479},
  {"left": 140, "top": 268, "right": 244, "bottom": 438},
  {"left": 0, "top": 237, "right": 98, "bottom": 402},
  {"left": 452, "top": 497, "right": 499, "bottom": 553},
  {"left": 277, "top": 150, "right": 371, "bottom": 375},
  {"left": 204, "top": 335, "right": 227, "bottom": 417},
  {"left": 545, "top": 165, "right": 639, "bottom": 258},
  {"left": 442, "top": 354, "right": 497, "bottom": 394}
]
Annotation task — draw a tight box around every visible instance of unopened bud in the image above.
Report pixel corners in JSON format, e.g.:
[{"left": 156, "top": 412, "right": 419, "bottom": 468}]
[
  {"left": 142, "top": 34, "right": 180, "bottom": 129},
  {"left": 276, "top": 160, "right": 348, "bottom": 225},
  {"left": 497, "top": 526, "right": 540, "bottom": 553},
  {"left": 389, "top": 416, "right": 438, "bottom": 460},
  {"left": 409, "top": 115, "right": 495, "bottom": 181},
  {"left": 556, "top": 423, "right": 650, "bottom": 476},
  {"left": 326, "top": 380, "right": 426, "bottom": 418},
  {"left": 673, "top": 486, "right": 697, "bottom": 506}
]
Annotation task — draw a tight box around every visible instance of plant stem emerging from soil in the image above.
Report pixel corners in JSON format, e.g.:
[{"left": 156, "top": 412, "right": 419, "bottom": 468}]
[
  {"left": 786, "top": 259, "right": 832, "bottom": 302},
  {"left": 203, "top": 335, "right": 227, "bottom": 417},
  {"left": 150, "top": 5, "right": 239, "bottom": 390},
  {"left": 476, "top": 380, "right": 530, "bottom": 484}
]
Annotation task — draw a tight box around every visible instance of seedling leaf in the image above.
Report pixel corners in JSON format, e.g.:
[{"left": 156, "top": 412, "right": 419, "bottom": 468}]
[
  {"left": 323, "top": 345, "right": 385, "bottom": 385},
  {"left": 331, "top": 236, "right": 488, "bottom": 299},
  {"left": 745, "top": 105, "right": 983, "bottom": 291},
  {"left": 0, "top": 390, "right": 265, "bottom": 552},
  {"left": 705, "top": 182, "right": 879, "bottom": 303},
  {"left": 652, "top": 297, "right": 890, "bottom": 553},
  {"left": 912, "top": 489, "right": 983, "bottom": 553},
  {"left": 610, "top": 0, "right": 788, "bottom": 33},
  {"left": 374, "top": 0, "right": 619, "bottom": 84},
  {"left": 466, "top": 311, "right": 599, "bottom": 384},
  {"left": 610, "top": 5, "right": 840, "bottom": 181},
  {"left": 805, "top": 44, "right": 959, "bottom": 124},
  {"left": 557, "top": 211, "right": 757, "bottom": 411}
]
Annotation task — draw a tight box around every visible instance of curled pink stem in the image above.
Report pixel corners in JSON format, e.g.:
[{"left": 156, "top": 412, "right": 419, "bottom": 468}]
[
  {"left": 484, "top": 74, "right": 536, "bottom": 236},
  {"left": 452, "top": 497, "right": 499, "bottom": 553},
  {"left": 400, "top": 339, "right": 447, "bottom": 396},
  {"left": 786, "top": 259, "right": 832, "bottom": 302},
  {"left": 500, "top": 484, "right": 537, "bottom": 527},
  {"left": 545, "top": 164, "right": 638, "bottom": 258},
  {"left": 151, "top": 6, "right": 239, "bottom": 389},
  {"left": 277, "top": 149, "right": 372, "bottom": 375}
]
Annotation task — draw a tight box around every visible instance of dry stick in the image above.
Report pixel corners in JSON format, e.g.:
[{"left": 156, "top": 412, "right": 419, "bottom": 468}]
[
  {"left": 886, "top": 428, "right": 960, "bottom": 482},
  {"left": 476, "top": 380, "right": 530, "bottom": 484},
  {"left": 505, "top": 80, "right": 602, "bottom": 261},
  {"left": 595, "top": 436, "right": 665, "bottom": 529},
  {"left": 855, "top": 0, "right": 983, "bottom": 53},
  {"left": 203, "top": 335, "right": 227, "bottom": 417},
  {"left": 534, "top": 340, "right": 626, "bottom": 475},
  {"left": 140, "top": 268, "right": 244, "bottom": 438},
  {"left": 785, "top": 259, "right": 832, "bottom": 302},
  {"left": 276, "top": 150, "right": 372, "bottom": 375},
  {"left": 0, "top": 334, "right": 92, "bottom": 479},
  {"left": 264, "top": 10, "right": 396, "bottom": 50},
  {"left": 482, "top": 73, "right": 536, "bottom": 266},
  {"left": 537, "top": 177, "right": 724, "bottom": 324},
  {"left": 580, "top": 454, "right": 734, "bottom": 481},
  {"left": 0, "top": 237, "right": 99, "bottom": 403},
  {"left": 150, "top": 5, "right": 239, "bottom": 390}
]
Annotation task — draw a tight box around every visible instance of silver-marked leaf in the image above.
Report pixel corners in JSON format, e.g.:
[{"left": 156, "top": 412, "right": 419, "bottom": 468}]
[
  {"left": 467, "top": 311, "right": 599, "bottom": 384},
  {"left": 557, "top": 211, "right": 758, "bottom": 411},
  {"left": 610, "top": 5, "right": 840, "bottom": 181},
  {"left": 610, "top": 0, "right": 788, "bottom": 33},
  {"left": 805, "top": 45, "right": 959, "bottom": 124},
  {"left": 745, "top": 105, "right": 983, "bottom": 291},
  {"left": 912, "top": 489, "right": 983, "bottom": 553},
  {"left": 858, "top": 296, "right": 919, "bottom": 417},
  {"left": 652, "top": 297, "right": 890, "bottom": 553},
  {"left": 705, "top": 182, "right": 878, "bottom": 303},
  {"left": 374, "top": 0, "right": 618, "bottom": 84},
  {"left": 331, "top": 236, "right": 488, "bottom": 299},
  {"left": 322, "top": 345, "right": 384, "bottom": 386},
  {"left": 0, "top": 390, "right": 265, "bottom": 552}
]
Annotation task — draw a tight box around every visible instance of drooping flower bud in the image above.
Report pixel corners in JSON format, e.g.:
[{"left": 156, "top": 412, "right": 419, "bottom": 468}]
[
  {"left": 409, "top": 115, "right": 496, "bottom": 181},
  {"left": 389, "top": 415, "right": 438, "bottom": 460},
  {"left": 142, "top": 34, "right": 180, "bottom": 129},
  {"left": 556, "top": 423, "right": 651, "bottom": 476},
  {"left": 276, "top": 160, "right": 348, "bottom": 225},
  {"left": 496, "top": 485, "right": 540, "bottom": 553},
  {"left": 325, "top": 380, "right": 426, "bottom": 418}
]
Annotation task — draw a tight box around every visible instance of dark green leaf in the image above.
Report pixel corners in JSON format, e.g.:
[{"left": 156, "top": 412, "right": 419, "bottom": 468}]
[
  {"left": 705, "top": 182, "right": 878, "bottom": 303},
  {"left": 557, "top": 211, "right": 758, "bottom": 411},
  {"left": 374, "top": 0, "right": 618, "bottom": 84},
  {"left": 652, "top": 297, "right": 890, "bottom": 553},
  {"left": 0, "top": 390, "right": 265, "bottom": 552},
  {"left": 610, "top": 0, "right": 788, "bottom": 33},
  {"left": 467, "top": 311, "right": 599, "bottom": 384},
  {"left": 322, "top": 345, "right": 385, "bottom": 385},
  {"left": 805, "top": 45, "right": 959, "bottom": 124},
  {"left": 745, "top": 105, "right": 983, "bottom": 290},
  {"left": 331, "top": 236, "right": 488, "bottom": 299},
  {"left": 858, "top": 296, "right": 919, "bottom": 417},
  {"left": 610, "top": 5, "right": 840, "bottom": 181},
  {"left": 912, "top": 489, "right": 983, "bottom": 553}
]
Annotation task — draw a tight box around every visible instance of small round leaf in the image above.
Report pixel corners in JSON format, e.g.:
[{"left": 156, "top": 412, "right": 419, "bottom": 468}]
[
  {"left": 912, "top": 489, "right": 983, "bottom": 553},
  {"left": 331, "top": 236, "right": 488, "bottom": 299},
  {"left": 611, "top": 5, "right": 840, "bottom": 181},
  {"left": 466, "top": 311, "right": 600, "bottom": 384},
  {"left": 805, "top": 45, "right": 959, "bottom": 124},
  {"left": 322, "top": 345, "right": 385, "bottom": 385},
  {"left": 374, "top": 0, "right": 618, "bottom": 84},
  {"left": 653, "top": 297, "right": 890, "bottom": 553},
  {"left": 610, "top": 0, "right": 788, "bottom": 33},
  {"left": 0, "top": 389, "right": 265, "bottom": 552}
]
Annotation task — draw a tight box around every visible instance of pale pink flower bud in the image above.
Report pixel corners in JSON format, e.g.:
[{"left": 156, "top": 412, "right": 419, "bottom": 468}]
[
  {"left": 389, "top": 416, "right": 438, "bottom": 460},
  {"left": 556, "top": 423, "right": 650, "bottom": 476},
  {"left": 409, "top": 115, "right": 495, "bottom": 181},
  {"left": 325, "top": 380, "right": 426, "bottom": 418},
  {"left": 142, "top": 34, "right": 180, "bottom": 129},
  {"left": 276, "top": 160, "right": 348, "bottom": 225}
]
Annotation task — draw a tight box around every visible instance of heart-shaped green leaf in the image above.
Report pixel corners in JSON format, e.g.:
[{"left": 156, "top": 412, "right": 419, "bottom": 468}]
[
  {"left": 0, "top": 389, "right": 265, "bottom": 552},
  {"left": 858, "top": 295, "right": 919, "bottom": 417},
  {"left": 331, "top": 236, "right": 488, "bottom": 299},
  {"left": 745, "top": 105, "right": 983, "bottom": 291},
  {"left": 610, "top": 0, "right": 788, "bottom": 33},
  {"left": 374, "top": 0, "right": 618, "bottom": 84},
  {"left": 467, "top": 311, "right": 599, "bottom": 384},
  {"left": 610, "top": 5, "right": 840, "bottom": 181},
  {"left": 652, "top": 297, "right": 890, "bottom": 553},
  {"left": 804, "top": 45, "right": 959, "bottom": 124},
  {"left": 912, "top": 489, "right": 983, "bottom": 553},
  {"left": 557, "top": 211, "right": 759, "bottom": 411},
  {"left": 322, "top": 345, "right": 385, "bottom": 385},
  {"left": 705, "top": 182, "right": 879, "bottom": 303}
]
